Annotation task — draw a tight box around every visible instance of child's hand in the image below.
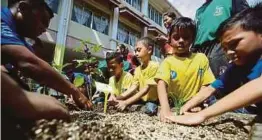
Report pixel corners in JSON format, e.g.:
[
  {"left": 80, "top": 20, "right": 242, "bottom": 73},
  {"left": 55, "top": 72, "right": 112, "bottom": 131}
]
[
  {"left": 116, "top": 100, "right": 127, "bottom": 111},
  {"left": 159, "top": 109, "right": 173, "bottom": 122},
  {"left": 165, "top": 113, "right": 206, "bottom": 126},
  {"left": 180, "top": 104, "right": 191, "bottom": 115},
  {"left": 155, "top": 35, "right": 168, "bottom": 42},
  {"left": 108, "top": 94, "right": 117, "bottom": 105},
  {"left": 180, "top": 105, "right": 202, "bottom": 115},
  {"left": 190, "top": 107, "right": 202, "bottom": 112}
]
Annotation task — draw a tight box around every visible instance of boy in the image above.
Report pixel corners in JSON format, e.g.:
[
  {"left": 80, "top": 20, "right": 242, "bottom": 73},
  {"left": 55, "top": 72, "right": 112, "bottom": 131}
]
[
  {"left": 115, "top": 37, "right": 159, "bottom": 115},
  {"left": 106, "top": 52, "right": 134, "bottom": 104},
  {"left": 155, "top": 17, "right": 215, "bottom": 122},
  {"left": 1, "top": 0, "right": 91, "bottom": 110},
  {"left": 116, "top": 44, "right": 132, "bottom": 72},
  {"left": 167, "top": 76, "right": 262, "bottom": 126},
  {"left": 168, "top": 3, "right": 262, "bottom": 125}
]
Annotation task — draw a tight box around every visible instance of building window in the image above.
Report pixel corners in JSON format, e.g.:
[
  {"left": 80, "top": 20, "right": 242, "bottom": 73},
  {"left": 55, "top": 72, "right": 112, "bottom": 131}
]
[
  {"left": 93, "top": 14, "right": 109, "bottom": 35},
  {"left": 45, "top": 0, "right": 59, "bottom": 14},
  {"left": 117, "top": 22, "right": 140, "bottom": 48},
  {"left": 148, "top": 4, "right": 162, "bottom": 26},
  {"left": 125, "top": 0, "right": 141, "bottom": 11},
  {"left": 71, "top": 1, "right": 109, "bottom": 35}
]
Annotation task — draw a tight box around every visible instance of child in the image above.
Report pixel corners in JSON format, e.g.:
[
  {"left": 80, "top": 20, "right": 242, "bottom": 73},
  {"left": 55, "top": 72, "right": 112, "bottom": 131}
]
[
  {"left": 115, "top": 37, "right": 159, "bottom": 115},
  {"left": 167, "top": 76, "right": 262, "bottom": 126},
  {"left": 106, "top": 52, "right": 134, "bottom": 104},
  {"left": 116, "top": 44, "right": 132, "bottom": 72},
  {"left": 156, "top": 12, "right": 177, "bottom": 57},
  {"left": 167, "top": 3, "right": 262, "bottom": 125},
  {"left": 154, "top": 17, "right": 215, "bottom": 122}
]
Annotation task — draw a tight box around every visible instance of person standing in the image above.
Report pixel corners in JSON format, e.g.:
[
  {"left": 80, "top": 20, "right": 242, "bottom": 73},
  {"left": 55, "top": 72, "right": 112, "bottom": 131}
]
[{"left": 192, "top": 0, "right": 249, "bottom": 78}]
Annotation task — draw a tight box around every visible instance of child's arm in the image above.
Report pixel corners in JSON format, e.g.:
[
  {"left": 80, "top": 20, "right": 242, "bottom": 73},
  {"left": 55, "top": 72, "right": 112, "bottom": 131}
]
[
  {"left": 116, "top": 85, "right": 149, "bottom": 110},
  {"left": 167, "top": 76, "right": 262, "bottom": 126},
  {"left": 158, "top": 80, "right": 173, "bottom": 122},
  {"left": 180, "top": 85, "right": 216, "bottom": 114},
  {"left": 116, "top": 84, "right": 138, "bottom": 100}
]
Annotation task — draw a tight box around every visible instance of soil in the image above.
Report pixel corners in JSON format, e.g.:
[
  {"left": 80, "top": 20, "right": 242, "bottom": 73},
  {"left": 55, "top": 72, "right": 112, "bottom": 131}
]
[{"left": 3, "top": 103, "right": 258, "bottom": 140}]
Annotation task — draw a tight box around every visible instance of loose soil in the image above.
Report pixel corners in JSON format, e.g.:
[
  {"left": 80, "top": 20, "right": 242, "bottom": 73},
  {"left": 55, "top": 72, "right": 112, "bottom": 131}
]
[{"left": 3, "top": 103, "right": 258, "bottom": 140}]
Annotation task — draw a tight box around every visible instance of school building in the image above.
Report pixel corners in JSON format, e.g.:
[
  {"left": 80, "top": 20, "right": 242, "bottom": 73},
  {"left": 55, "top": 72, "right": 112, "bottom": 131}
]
[{"left": 1, "top": 0, "right": 181, "bottom": 66}]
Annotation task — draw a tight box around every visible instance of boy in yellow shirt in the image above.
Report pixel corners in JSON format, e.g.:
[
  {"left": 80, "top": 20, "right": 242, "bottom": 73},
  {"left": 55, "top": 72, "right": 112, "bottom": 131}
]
[
  {"left": 106, "top": 52, "right": 133, "bottom": 104},
  {"left": 115, "top": 37, "right": 159, "bottom": 115},
  {"left": 155, "top": 17, "right": 215, "bottom": 122}
]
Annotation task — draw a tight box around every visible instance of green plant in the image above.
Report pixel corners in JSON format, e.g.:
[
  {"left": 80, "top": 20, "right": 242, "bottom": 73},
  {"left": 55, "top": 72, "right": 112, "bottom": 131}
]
[
  {"left": 169, "top": 93, "right": 185, "bottom": 115},
  {"left": 71, "top": 39, "right": 104, "bottom": 100},
  {"left": 40, "top": 39, "right": 104, "bottom": 102}
]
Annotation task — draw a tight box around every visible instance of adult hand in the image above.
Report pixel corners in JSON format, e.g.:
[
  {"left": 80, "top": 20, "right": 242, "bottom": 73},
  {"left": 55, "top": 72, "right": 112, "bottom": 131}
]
[
  {"left": 72, "top": 90, "right": 92, "bottom": 110},
  {"left": 116, "top": 100, "right": 127, "bottom": 111},
  {"left": 166, "top": 113, "right": 206, "bottom": 126},
  {"left": 18, "top": 92, "right": 70, "bottom": 120}
]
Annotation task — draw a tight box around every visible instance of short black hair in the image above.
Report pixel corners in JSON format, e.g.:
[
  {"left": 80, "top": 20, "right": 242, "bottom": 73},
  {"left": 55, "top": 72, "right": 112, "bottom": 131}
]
[
  {"left": 8, "top": 0, "right": 54, "bottom": 18},
  {"left": 163, "top": 12, "right": 177, "bottom": 20},
  {"left": 117, "top": 44, "right": 129, "bottom": 54},
  {"left": 168, "top": 17, "right": 196, "bottom": 41},
  {"left": 106, "top": 52, "right": 123, "bottom": 64},
  {"left": 117, "top": 44, "right": 127, "bottom": 50},
  {"left": 216, "top": 2, "right": 262, "bottom": 40},
  {"left": 136, "top": 37, "right": 154, "bottom": 52}
]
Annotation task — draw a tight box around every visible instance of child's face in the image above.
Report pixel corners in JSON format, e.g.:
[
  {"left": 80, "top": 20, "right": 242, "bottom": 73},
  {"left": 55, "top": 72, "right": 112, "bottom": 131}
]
[
  {"left": 221, "top": 26, "right": 262, "bottom": 65},
  {"left": 107, "top": 58, "right": 123, "bottom": 77},
  {"left": 135, "top": 42, "right": 151, "bottom": 62},
  {"left": 169, "top": 27, "right": 194, "bottom": 56}
]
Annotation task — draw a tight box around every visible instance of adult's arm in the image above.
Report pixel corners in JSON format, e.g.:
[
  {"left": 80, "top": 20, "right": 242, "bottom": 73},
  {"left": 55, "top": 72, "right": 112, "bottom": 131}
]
[
  {"left": 1, "top": 71, "right": 69, "bottom": 120},
  {"left": 2, "top": 45, "right": 92, "bottom": 109}
]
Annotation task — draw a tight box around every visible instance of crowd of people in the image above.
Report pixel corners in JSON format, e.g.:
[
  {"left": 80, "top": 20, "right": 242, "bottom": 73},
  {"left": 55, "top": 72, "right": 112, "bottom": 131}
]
[{"left": 1, "top": 0, "right": 262, "bottom": 133}]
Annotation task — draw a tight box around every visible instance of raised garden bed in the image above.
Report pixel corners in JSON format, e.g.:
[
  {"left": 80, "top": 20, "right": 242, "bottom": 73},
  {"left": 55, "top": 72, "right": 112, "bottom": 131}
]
[{"left": 3, "top": 103, "right": 260, "bottom": 140}]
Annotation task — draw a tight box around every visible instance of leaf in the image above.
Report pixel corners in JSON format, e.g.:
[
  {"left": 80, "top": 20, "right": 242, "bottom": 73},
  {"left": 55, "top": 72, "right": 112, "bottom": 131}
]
[
  {"left": 73, "top": 44, "right": 84, "bottom": 52},
  {"left": 73, "top": 76, "right": 85, "bottom": 87},
  {"left": 91, "top": 44, "right": 102, "bottom": 53},
  {"left": 62, "top": 63, "right": 72, "bottom": 69}
]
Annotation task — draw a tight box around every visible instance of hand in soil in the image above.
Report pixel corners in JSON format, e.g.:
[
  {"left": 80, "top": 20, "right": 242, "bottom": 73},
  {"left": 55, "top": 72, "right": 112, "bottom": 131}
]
[
  {"left": 179, "top": 104, "right": 192, "bottom": 115},
  {"left": 108, "top": 94, "right": 117, "bottom": 105},
  {"left": 166, "top": 113, "right": 206, "bottom": 126},
  {"left": 24, "top": 93, "right": 69, "bottom": 120},
  {"left": 72, "top": 91, "right": 92, "bottom": 110},
  {"left": 159, "top": 110, "right": 173, "bottom": 122},
  {"left": 116, "top": 100, "right": 127, "bottom": 111},
  {"left": 190, "top": 107, "right": 202, "bottom": 112}
]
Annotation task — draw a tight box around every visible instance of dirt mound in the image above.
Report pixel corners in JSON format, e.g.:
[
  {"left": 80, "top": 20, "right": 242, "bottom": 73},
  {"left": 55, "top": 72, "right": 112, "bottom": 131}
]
[{"left": 2, "top": 102, "right": 257, "bottom": 140}]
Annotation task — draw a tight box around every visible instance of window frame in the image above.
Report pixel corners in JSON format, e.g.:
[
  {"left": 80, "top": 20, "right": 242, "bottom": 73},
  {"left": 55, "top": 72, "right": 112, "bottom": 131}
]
[{"left": 71, "top": 0, "right": 110, "bottom": 35}]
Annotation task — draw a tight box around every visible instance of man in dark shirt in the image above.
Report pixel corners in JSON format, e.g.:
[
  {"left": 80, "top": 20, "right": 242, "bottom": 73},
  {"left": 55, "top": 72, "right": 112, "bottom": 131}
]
[{"left": 1, "top": 0, "right": 92, "bottom": 120}]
